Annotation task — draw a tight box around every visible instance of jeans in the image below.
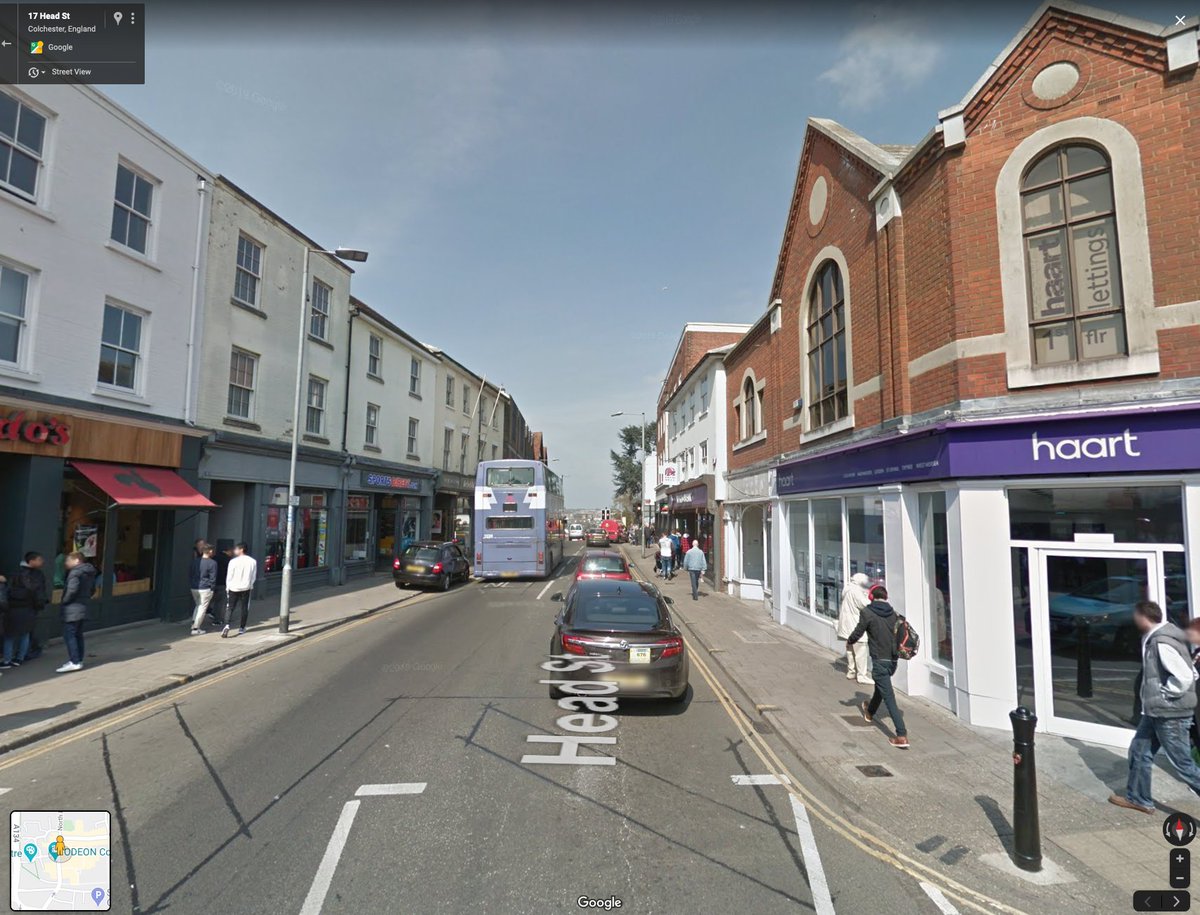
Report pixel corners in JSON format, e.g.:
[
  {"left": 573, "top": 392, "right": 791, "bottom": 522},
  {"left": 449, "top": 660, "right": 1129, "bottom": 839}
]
[
  {"left": 688, "top": 569, "right": 701, "bottom": 599},
  {"left": 224, "top": 591, "right": 251, "bottom": 630},
  {"left": 3, "top": 632, "right": 29, "bottom": 665},
  {"left": 660, "top": 556, "right": 673, "bottom": 577},
  {"left": 63, "top": 620, "right": 84, "bottom": 665},
  {"left": 867, "top": 659, "right": 907, "bottom": 737},
  {"left": 191, "top": 588, "right": 213, "bottom": 629},
  {"left": 1126, "top": 714, "right": 1200, "bottom": 808}
]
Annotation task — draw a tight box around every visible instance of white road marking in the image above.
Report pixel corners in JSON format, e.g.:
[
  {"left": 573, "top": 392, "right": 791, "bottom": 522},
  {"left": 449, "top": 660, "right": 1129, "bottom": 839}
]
[
  {"left": 536, "top": 581, "right": 554, "bottom": 600},
  {"left": 354, "top": 783, "right": 427, "bottom": 796},
  {"left": 919, "top": 881, "right": 960, "bottom": 914},
  {"left": 299, "top": 799, "right": 360, "bottom": 915},
  {"left": 789, "top": 794, "right": 836, "bottom": 915},
  {"left": 0, "top": 788, "right": 11, "bottom": 796},
  {"left": 732, "top": 774, "right": 791, "bottom": 786}
]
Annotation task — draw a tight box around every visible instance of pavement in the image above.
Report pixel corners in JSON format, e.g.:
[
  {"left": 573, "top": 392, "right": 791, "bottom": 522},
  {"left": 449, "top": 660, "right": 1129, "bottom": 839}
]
[{"left": 621, "top": 546, "right": 1189, "bottom": 909}]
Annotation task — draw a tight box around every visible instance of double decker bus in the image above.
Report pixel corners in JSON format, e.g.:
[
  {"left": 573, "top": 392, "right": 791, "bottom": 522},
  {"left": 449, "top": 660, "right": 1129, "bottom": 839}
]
[{"left": 473, "top": 460, "right": 566, "bottom": 579}]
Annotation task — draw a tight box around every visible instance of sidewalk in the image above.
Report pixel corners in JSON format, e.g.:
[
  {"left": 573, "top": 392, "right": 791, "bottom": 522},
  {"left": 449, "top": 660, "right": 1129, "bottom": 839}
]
[
  {"left": 0, "top": 574, "right": 423, "bottom": 755},
  {"left": 624, "top": 548, "right": 1180, "bottom": 909}
]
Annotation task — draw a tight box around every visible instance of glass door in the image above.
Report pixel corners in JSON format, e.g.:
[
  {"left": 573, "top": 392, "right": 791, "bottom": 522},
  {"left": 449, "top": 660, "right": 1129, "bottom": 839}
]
[{"left": 1030, "top": 547, "right": 1163, "bottom": 746}]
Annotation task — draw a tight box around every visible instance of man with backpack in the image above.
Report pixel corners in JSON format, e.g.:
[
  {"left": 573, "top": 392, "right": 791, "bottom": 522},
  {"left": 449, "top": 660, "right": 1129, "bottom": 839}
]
[{"left": 847, "top": 585, "right": 910, "bottom": 749}]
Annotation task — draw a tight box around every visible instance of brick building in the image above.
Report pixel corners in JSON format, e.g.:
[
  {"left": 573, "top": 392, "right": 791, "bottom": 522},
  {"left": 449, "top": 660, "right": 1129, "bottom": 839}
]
[{"left": 722, "top": 1, "right": 1200, "bottom": 746}]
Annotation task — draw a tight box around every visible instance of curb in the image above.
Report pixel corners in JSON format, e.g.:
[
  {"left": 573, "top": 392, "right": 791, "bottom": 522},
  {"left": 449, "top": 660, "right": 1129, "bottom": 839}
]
[{"left": 0, "top": 590, "right": 420, "bottom": 758}]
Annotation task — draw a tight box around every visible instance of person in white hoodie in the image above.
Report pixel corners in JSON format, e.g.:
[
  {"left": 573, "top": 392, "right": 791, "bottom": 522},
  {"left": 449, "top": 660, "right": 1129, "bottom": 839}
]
[
  {"left": 221, "top": 542, "right": 258, "bottom": 638},
  {"left": 837, "top": 573, "right": 874, "bottom": 685}
]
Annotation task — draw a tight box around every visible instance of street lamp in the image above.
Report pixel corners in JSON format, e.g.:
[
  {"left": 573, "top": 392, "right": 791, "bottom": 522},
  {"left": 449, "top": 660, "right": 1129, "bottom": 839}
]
[
  {"left": 611, "top": 410, "right": 647, "bottom": 557},
  {"left": 280, "top": 246, "right": 369, "bottom": 634}
]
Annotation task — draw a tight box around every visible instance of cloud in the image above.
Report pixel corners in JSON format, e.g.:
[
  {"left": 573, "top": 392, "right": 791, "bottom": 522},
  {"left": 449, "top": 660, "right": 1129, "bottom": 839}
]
[{"left": 819, "top": 9, "right": 942, "bottom": 111}]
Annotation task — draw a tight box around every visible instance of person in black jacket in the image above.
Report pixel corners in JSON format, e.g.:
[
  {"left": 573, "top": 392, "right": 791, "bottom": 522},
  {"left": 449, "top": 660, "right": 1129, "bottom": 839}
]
[
  {"left": 3, "top": 552, "right": 47, "bottom": 669},
  {"left": 847, "top": 585, "right": 910, "bottom": 749},
  {"left": 58, "top": 551, "right": 96, "bottom": 673}
]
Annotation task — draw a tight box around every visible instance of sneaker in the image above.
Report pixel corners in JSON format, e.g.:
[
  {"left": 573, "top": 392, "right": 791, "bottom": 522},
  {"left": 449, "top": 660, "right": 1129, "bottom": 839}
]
[
  {"left": 889, "top": 736, "right": 910, "bottom": 749},
  {"left": 1108, "top": 793, "right": 1154, "bottom": 814},
  {"left": 221, "top": 626, "right": 230, "bottom": 639},
  {"left": 55, "top": 662, "right": 82, "bottom": 674},
  {"left": 859, "top": 701, "right": 873, "bottom": 724},
  {"left": 11, "top": 660, "right": 21, "bottom": 667},
  {"left": 0, "top": 663, "right": 13, "bottom": 670},
  {"left": 236, "top": 628, "right": 245, "bottom": 636},
  {"left": 190, "top": 628, "right": 202, "bottom": 635}
]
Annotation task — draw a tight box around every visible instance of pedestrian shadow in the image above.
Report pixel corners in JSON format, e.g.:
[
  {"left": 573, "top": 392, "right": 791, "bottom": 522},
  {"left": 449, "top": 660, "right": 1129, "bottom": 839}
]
[
  {"left": 0, "top": 701, "right": 80, "bottom": 731},
  {"left": 975, "top": 794, "right": 1017, "bottom": 858}
]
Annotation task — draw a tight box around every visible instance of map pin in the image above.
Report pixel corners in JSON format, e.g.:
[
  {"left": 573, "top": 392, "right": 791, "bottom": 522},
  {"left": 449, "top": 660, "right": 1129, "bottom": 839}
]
[
  {"left": 46, "top": 843, "right": 58, "bottom": 862},
  {"left": 91, "top": 887, "right": 105, "bottom": 906},
  {"left": 22, "top": 843, "right": 35, "bottom": 862}
]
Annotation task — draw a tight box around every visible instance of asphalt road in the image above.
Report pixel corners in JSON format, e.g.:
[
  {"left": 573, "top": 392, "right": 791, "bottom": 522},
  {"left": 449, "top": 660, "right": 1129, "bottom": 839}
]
[{"left": 0, "top": 544, "right": 960, "bottom": 914}]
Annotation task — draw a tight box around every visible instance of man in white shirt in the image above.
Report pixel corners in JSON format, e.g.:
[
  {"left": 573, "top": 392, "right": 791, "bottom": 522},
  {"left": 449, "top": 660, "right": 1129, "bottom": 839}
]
[
  {"left": 658, "top": 533, "right": 674, "bottom": 580},
  {"left": 1110, "top": 600, "right": 1200, "bottom": 814},
  {"left": 221, "top": 542, "right": 258, "bottom": 639}
]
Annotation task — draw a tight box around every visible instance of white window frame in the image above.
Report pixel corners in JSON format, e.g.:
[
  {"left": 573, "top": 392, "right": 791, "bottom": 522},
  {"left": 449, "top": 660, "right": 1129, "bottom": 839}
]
[
  {"left": 0, "top": 257, "right": 34, "bottom": 370},
  {"left": 367, "top": 334, "right": 383, "bottom": 378},
  {"left": 406, "top": 417, "right": 419, "bottom": 457},
  {"left": 460, "top": 433, "right": 469, "bottom": 472},
  {"left": 446, "top": 374, "right": 455, "bottom": 407},
  {"left": 110, "top": 160, "right": 156, "bottom": 256},
  {"left": 733, "top": 369, "right": 765, "bottom": 444},
  {"left": 409, "top": 357, "right": 421, "bottom": 396},
  {"left": 309, "top": 278, "right": 331, "bottom": 340},
  {"left": 305, "top": 375, "right": 327, "bottom": 436},
  {"left": 97, "top": 301, "right": 145, "bottom": 394},
  {"left": 0, "top": 91, "right": 47, "bottom": 203},
  {"left": 800, "top": 246, "right": 855, "bottom": 441},
  {"left": 699, "top": 440, "right": 708, "bottom": 470},
  {"left": 700, "top": 376, "right": 710, "bottom": 415},
  {"left": 226, "top": 347, "right": 257, "bottom": 420},
  {"left": 365, "top": 402, "right": 380, "bottom": 446},
  {"left": 234, "top": 233, "right": 264, "bottom": 308},
  {"left": 443, "top": 427, "right": 454, "bottom": 469}
]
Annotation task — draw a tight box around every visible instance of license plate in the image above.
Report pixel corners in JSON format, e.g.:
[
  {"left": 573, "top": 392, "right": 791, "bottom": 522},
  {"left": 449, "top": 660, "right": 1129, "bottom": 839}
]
[
  {"left": 609, "top": 673, "right": 649, "bottom": 689},
  {"left": 501, "top": 572, "right": 519, "bottom": 579},
  {"left": 629, "top": 646, "right": 651, "bottom": 664},
  {"left": 405, "top": 565, "right": 423, "bottom": 573}
]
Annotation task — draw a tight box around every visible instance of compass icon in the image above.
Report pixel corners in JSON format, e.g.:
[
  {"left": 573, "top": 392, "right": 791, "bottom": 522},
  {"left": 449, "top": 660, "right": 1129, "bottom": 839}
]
[{"left": 1164, "top": 812, "right": 1197, "bottom": 847}]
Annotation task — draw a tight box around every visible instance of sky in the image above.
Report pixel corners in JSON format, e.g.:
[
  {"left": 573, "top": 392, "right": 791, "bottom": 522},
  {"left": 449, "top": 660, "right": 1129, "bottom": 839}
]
[{"left": 108, "top": 0, "right": 1186, "bottom": 507}]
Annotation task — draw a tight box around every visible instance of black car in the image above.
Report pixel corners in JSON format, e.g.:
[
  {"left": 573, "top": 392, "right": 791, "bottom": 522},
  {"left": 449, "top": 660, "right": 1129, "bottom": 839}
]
[
  {"left": 550, "top": 579, "right": 688, "bottom": 702},
  {"left": 393, "top": 541, "right": 471, "bottom": 591},
  {"left": 585, "top": 528, "right": 609, "bottom": 548}
]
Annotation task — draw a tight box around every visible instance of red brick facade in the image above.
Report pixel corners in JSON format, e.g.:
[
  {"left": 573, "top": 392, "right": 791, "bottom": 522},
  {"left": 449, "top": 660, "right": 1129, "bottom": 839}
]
[{"left": 657, "top": 327, "right": 749, "bottom": 458}]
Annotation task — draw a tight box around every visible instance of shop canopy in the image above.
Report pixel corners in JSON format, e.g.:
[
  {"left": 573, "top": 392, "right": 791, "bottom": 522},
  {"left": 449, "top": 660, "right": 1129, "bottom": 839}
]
[{"left": 71, "top": 461, "right": 216, "bottom": 509}]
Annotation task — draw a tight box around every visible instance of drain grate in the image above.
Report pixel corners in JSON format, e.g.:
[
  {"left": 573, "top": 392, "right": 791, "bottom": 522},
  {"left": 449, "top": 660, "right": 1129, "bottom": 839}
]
[{"left": 856, "top": 765, "right": 893, "bottom": 778}]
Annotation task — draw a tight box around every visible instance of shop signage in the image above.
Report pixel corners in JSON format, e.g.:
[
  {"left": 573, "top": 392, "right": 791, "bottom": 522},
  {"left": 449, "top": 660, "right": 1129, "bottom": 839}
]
[
  {"left": 776, "top": 405, "right": 1200, "bottom": 495},
  {"left": 0, "top": 410, "right": 71, "bottom": 445},
  {"left": 362, "top": 471, "right": 422, "bottom": 491},
  {"left": 347, "top": 495, "right": 370, "bottom": 511},
  {"left": 661, "top": 462, "right": 678, "bottom": 486},
  {"left": 670, "top": 484, "right": 708, "bottom": 508}
]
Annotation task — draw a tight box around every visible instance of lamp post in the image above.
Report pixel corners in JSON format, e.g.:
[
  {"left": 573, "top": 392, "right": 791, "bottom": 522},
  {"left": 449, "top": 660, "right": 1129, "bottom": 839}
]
[
  {"left": 610, "top": 410, "right": 647, "bottom": 557},
  {"left": 280, "top": 246, "right": 369, "bottom": 634}
]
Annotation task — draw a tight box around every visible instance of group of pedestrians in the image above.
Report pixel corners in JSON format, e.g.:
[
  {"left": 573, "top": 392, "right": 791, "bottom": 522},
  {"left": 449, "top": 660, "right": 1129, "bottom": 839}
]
[
  {"left": 188, "top": 539, "right": 258, "bottom": 638},
  {"left": 654, "top": 530, "right": 708, "bottom": 600},
  {"left": 0, "top": 550, "right": 96, "bottom": 674},
  {"left": 838, "top": 573, "right": 910, "bottom": 749}
]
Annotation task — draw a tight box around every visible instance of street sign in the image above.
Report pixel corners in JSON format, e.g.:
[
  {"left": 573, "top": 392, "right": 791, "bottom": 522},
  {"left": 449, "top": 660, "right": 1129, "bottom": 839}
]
[{"left": 289, "top": 495, "right": 300, "bottom": 507}]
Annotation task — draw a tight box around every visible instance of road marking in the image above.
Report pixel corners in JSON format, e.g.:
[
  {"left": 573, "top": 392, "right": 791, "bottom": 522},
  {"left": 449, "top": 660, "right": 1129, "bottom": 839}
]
[
  {"left": 789, "top": 794, "right": 836, "bottom": 915},
  {"left": 920, "top": 882, "right": 961, "bottom": 914},
  {"left": 535, "top": 581, "right": 554, "bottom": 600},
  {"left": 731, "top": 774, "right": 790, "bottom": 786},
  {"left": 299, "top": 799, "right": 360, "bottom": 915},
  {"left": 354, "top": 783, "right": 426, "bottom": 796},
  {"left": 0, "top": 788, "right": 11, "bottom": 796}
]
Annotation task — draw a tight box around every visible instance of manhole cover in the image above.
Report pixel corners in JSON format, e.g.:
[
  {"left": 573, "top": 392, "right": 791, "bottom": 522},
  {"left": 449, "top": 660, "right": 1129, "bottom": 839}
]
[
  {"left": 856, "top": 765, "right": 893, "bottom": 778},
  {"left": 734, "top": 630, "right": 777, "bottom": 644}
]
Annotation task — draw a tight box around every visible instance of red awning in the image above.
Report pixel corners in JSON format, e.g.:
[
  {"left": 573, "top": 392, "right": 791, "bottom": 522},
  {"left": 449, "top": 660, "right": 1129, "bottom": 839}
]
[{"left": 71, "top": 461, "right": 216, "bottom": 509}]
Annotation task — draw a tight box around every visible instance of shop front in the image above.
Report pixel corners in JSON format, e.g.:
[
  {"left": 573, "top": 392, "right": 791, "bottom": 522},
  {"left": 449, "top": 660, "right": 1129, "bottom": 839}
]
[
  {"left": 435, "top": 470, "right": 474, "bottom": 548},
  {"left": 349, "top": 468, "right": 436, "bottom": 573},
  {"left": 774, "top": 402, "right": 1200, "bottom": 748},
  {"left": 0, "top": 400, "right": 211, "bottom": 634},
  {"left": 665, "top": 477, "right": 717, "bottom": 586},
  {"left": 723, "top": 466, "right": 772, "bottom": 602}
]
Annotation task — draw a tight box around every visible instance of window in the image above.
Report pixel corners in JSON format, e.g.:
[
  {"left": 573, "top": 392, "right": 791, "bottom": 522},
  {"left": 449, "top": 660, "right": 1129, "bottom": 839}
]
[
  {"left": 0, "top": 92, "right": 46, "bottom": 200},
  {"left": 365, "top": 403, "right": 379, "bottom": 446},
  {"left": 368, "top": 334, "right": 382, "bottom": 377},
  {"left": 97, "top": 303, "right": 142, "bottom": 391},
  {"left": 807, "top": 261, "right": 847, "bottom": 428},
  {"left": 305, "top": 376, "right": 327, "bottom": 435},
  {"left": 0, "top": 262, "right": 30, "bottom": 365},
  {"left": 310, "top": 279, "right": 331, "bottom": 340},
  {"left": 699, "top": 440, "right": 708, "bottom": 469},
  {"left": 485, "top": 467, "right": 537, "bottom": 487},
  {"left": 110, "top": 164, "right": 153, "bottom": 254},
  {"left": 406, "top": 418, "right": 419, "bottom": 457},
  {"left": 811, "top": 499, "right": 842, "bottom": 621},
  {"left": 493, "top": 404, "right": 499, "bottom": 429},
  {"left": 1020, "top": 144, "right": 1125, "bottom": 365},
  {"left": 443, "top": 428, "right": 453, "bottom": 469},
  {"left": 738, "top": 375, "right": 763, "bottom": 440},
  {"left": 689, "top": 396, "right": 696, "bottom": 427},
  {"left": 847, "top": 495, "right": 886, "bottom": 586},
  {"left": 264, "top": 489, "right": 329, "bottom": 573},
  {"left": 463, "top": 384, "right": 471, "bottom": 413},
  {"left": 700, "top": 377, "right": 709, "bottom": 413},
  {"left": 344, "top": 495, "right": 370, "bottom": 562},
  {"left": 788, "top": 501, "right": 811, "bottom": 612},
  {"left": 920, "top": 492, "right": 951, "bottom": 665},
  {"left": 460, "top": 433, "right": 469, "bottom": 473},
  {"left": 409, "top": 357, "right": 421, "bottom": 395},
  {"left": 234, "top": 234, "right": 262, "bottom": 306},
  {"left": 492, "top": 444, "right": 498, "bottom": 460},
  {"left": 477, "top": 440, "right": 486, "bottom": 463},
  {"left": 227, "top": 348, "right": 257, "bottom": 418},
  {"left": 445, "top": 375, "right": 455, "bottom": 406}
]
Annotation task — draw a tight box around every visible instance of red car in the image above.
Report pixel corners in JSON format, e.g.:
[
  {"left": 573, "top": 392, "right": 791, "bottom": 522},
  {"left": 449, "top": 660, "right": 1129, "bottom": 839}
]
[{"left": 575, "top": 549, "right": 632, "bottom": 582}]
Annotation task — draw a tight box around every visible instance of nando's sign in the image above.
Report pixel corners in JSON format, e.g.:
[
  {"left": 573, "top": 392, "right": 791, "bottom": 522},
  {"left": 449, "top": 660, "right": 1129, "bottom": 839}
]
[{"left": 0, "top": 410, "right": 71, "bottom": 446}]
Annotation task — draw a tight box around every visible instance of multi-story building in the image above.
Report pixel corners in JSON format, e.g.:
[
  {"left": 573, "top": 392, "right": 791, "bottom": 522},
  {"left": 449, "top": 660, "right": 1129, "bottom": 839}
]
[
  {"left": 503, "top": 394, "right": 534, "bottom": 460},
  {"left": 721, "top": 1, "right": 1200, "bottom": 747},
  {"left": 0, "top": 84, "right": 216, "bottom": 631}
]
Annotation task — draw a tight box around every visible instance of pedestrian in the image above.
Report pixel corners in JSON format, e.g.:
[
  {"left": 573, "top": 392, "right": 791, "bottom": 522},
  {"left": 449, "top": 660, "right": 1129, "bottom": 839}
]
[
  {"left": 221, "top": 542, "right": 257, "bottom": 638},
  {"left": 670, "top": 530, "right": 682, "bottom": 570},
  {"left": 58, "top": 551, "right": 96, "bottom": 673},
  {"left": 2, "top": 552, "right": 47, "bottom": 669},
  {"left": 658, "top": 532, "right": 674, "bottom": 579},
  {"left": 190, "top": 546, "right": 218, "bottom": 634},
  {"left": 1109, "top": 600, "right": 1200, "bottom": 814},
  {"left": 848, "top": 585, "right": 910, "bottom": 749},
  {"left": 683, "top": 539, "right": 707, "bottom": 600},
  {"left": 1185, "top": 619, "right": 1200, "bottom": 764},
  {"left": 212, "top": 543, "right": 233, "bottom": 621},
  {"left": 681, "top": 530, "right": 692, "bottom": 554},
  {"left": 837, "top": 573, "right": 874, "bottom": 685}
]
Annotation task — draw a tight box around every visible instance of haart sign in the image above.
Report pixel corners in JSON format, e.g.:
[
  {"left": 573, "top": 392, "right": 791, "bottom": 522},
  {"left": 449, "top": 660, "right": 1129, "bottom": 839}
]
[
  {"left": 1031, "top": 430, "right": 1139, "bottom": 462},
  {"left": 0, "top": 411, "right": 71, "bottom": 446}
]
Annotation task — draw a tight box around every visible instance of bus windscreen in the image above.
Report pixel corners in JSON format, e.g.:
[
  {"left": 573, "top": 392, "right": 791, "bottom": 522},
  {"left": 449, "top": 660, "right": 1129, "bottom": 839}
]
[{"left": 485, "top": 467, "right": 536, "bottom": 487}]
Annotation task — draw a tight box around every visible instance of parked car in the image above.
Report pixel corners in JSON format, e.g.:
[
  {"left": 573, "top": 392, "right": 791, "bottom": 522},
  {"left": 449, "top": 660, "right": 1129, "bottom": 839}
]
[
  {"left": 575, "top": 549, "right": 632, "bottom": 582},
  {"left": 585, "top": 528, "right": 610, "bottom": 548},
  {"left": 550, "top": 579, "right": 688, "bottom": 701},
  {"left": 393, "top": 541, "right": 471, "bottom": 591},
  {"left": 568, "top": 523, "right": 584, "bottom": 541}
]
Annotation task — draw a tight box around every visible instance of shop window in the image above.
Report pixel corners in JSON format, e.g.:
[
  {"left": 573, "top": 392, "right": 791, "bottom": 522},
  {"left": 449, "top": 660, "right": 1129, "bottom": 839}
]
[
  {"left": 344, "top": 495, "right": 370, "bottom": 562},
  {"left": 811, "top": 499, "right": 842, "bottom": 621},
  {"left": 1012, "top": 547, "right": 1035, "bottom": 712},
  {"left": 806, "top": 261, "right": 848, "bottom": 429},
  {"left": 919, "top": 491, "right": 951, "bottom": 666},
  {"left": 788, "top": 501, "right": 810, "bottom": 612},
  {"left": 847, "top": 495, "right": 886, "bottom": 586},
  {"left": 112, "top": 509, "right": 157, "bottom": 594},
  {"left": 1008, "top": 486, "right": 1183, "bottom": 543},
  {"left": 97, "top": 303, "right": 142, "bottom": 391},
  {"left": 264, "top": 489, "right": 329, "bottom": 574},
  {"left": 58, "top": 472, "right": 156, "bottom": 599},
  {"left": 764, "top": 507, "right": 772, "bottom": 593}
]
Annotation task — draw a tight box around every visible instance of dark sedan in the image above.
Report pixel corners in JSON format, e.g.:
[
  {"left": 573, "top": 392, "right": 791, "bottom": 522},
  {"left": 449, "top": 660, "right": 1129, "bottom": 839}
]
[
  {"left": 549, "top": 579, "right": 688, "bottom": 701},
  {"left": 585, "top": 528, "right": 609, "bottom": 548},
  {"left": 393, "top": 541, "right": 471, "bottom": 591}
]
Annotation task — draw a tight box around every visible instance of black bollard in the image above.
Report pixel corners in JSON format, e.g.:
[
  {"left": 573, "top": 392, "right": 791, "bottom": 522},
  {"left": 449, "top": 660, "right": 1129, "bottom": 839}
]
[
  {"left": 1076, "top": 618, "right": 1093, "bottom": 698},
  {"left": 1010, "top": 706, "right": 1043, "bottom": 872}
]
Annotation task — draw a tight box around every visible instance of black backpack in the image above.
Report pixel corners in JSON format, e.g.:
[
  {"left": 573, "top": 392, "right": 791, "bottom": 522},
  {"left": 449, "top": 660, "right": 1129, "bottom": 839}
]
[{"left": 893, "top": 614, "right": 920, "bottom": 661}]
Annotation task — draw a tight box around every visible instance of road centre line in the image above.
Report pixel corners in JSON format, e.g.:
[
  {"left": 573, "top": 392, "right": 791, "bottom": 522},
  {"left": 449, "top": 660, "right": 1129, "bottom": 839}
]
[
  {"left": 355, "top": 783, "right": 426, "bottom": 796},
  {"left": 732, "top": 774, "right": 790, "bottom": 786},
  {"left": 920, "top": 882, "right": 962, "bottom": 915},
  {"left": 789, "top": 794, "right": 836, "bottom": 915},
  {"left": 299, "top": 800, "right": 360, "bottom": 915}
]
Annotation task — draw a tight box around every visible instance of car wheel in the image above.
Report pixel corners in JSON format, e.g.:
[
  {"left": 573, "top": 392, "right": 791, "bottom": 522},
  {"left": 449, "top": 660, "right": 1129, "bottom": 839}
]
[
  {"left": 441, "top": 574, "right": 451, "bottom": 592},
  {"left": 396, "top": 581, "right": 407, "bottom": 589},
  {"left": 548, "top": 683, "right": 564, "bottom": 700}
]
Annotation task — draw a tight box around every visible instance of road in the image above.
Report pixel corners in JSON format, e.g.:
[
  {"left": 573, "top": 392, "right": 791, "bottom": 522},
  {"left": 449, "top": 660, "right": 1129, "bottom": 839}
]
[{"left": 1, "top": 544, "right": 965, "bottom": 914}]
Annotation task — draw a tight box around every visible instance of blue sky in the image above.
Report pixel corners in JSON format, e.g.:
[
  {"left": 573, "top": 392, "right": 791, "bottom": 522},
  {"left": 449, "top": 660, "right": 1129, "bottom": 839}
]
[{"left": 109, "top": 1, "right": 1185, "bottom": 507}]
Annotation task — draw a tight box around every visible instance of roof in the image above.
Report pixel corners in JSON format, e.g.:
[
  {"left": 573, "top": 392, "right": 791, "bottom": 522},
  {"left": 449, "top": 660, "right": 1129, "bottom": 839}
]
[
  {"left": 351, "top": 298, "right": 431, "bottom": 354},
  {"left": 808, "top": 119, "right": 908, "bottom": 175}
]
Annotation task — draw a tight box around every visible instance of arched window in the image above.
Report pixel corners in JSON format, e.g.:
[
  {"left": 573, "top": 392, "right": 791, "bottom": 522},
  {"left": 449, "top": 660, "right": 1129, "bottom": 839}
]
[
  {"left": 742, "top": 376, "right": 756, "bottom": 438},
  {"left": 1020, "top": 144, "right": 1125, "bottom": 365},
  {"left": 807, "top": 261, "right": 846, "bottom": 428}
]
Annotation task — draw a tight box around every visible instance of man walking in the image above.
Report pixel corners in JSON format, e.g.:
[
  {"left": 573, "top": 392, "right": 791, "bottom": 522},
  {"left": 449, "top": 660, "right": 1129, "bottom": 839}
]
[
  {"left": 848, "top": 585, "right": 909, "bottom": 749},
  {"left": 683, "top": 539, "right": 707, "bottom": 600},
  {"left": 3, "top": 552, "right": 47, "bottom": 669},
  {"left": 221, "top": 542, "right": 257, "bottom": 638},
  {"left": 658, "top": 532, "right": 674, "bottom": 579},
  {"left": 58, "top": 551, "right": 96, "bottom": 673},
  {"left": 837, "top": 573, "right": 874, "bottom": 685},
  {"left": 190, "top": 546, "right": 218, "bottom": 634},
  {"left": 1110, "top": 600, "right": 1200, "bottom": 814}
]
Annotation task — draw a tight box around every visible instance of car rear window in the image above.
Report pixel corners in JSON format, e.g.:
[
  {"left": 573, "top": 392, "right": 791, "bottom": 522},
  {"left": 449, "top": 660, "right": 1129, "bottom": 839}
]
[
  {"left": 582, "top": 557, "right": 626, "bottom": 574},
  {"left": 403, "top": 547, "right": 440, "bottom": 561},
  {"left": 572, "top": 593, "right": 662, "bottom": 631},
  {"left": 487, "top": 516, "right": 534, "bottom": 530}
]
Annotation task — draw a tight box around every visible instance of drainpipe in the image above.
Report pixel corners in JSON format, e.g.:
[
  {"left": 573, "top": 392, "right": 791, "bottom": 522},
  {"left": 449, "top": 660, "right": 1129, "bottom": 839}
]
[
  {"left": 340, "top": 306, "right": 359, "bottom": 453},
  {"left": 183, "top": 175, "right": 209, "bottom": 425}
]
